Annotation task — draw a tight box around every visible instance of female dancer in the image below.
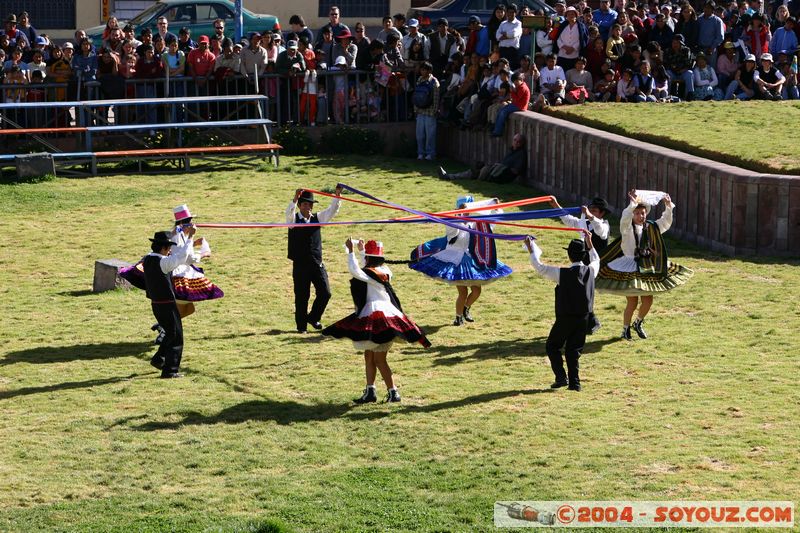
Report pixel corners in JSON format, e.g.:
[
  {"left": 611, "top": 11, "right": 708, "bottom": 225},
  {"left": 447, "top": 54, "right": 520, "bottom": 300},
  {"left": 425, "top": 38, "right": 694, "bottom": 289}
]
[
  {"left": 322, "top": 239, "right": 430, "bottom": 404},
  {"left": 409, "top": 196, "right": 512, "bottom": 326},
  {"left": 120, "top": 204, "right": 224, "bottom": 342},
  {"left": 596, "top": 189, "right": 692, "bottom": 340}
]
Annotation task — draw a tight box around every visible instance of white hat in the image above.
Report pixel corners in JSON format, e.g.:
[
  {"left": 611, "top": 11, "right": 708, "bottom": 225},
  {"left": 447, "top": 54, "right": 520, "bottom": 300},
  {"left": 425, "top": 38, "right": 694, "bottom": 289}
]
[
  {"left": 745, "top": 53, "right": 756, "bottom": 62},
  {"left": 335, "top": 55, "right": 347, "bottom": 65},
  {"left": 761, "top": 52, "right": 773, "bottom": 61},
  {"left": 173, "top": 204, "right": 193, "bottom": 221}
]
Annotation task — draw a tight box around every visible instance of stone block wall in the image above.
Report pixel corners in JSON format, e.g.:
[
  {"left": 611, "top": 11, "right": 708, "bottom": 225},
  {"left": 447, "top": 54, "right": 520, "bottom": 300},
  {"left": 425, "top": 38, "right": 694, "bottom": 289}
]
[{"left": 438, "top": 111, "right": 800, "bottom": 257}]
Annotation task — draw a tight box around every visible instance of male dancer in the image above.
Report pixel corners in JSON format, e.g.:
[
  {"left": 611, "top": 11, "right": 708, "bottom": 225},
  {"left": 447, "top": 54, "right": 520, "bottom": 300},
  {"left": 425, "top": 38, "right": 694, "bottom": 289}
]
[
  {"left": 552, "top": 197, "right": 610, "bottom": 255},
  {"left": 144, "top": 230, "right": 195, "bottom": 378},
  {"left": 525, "top": 230, "right": 599, "bottom": 391},
  {"left": 286, "top": 186, "right": 342, "bottom": 333}
]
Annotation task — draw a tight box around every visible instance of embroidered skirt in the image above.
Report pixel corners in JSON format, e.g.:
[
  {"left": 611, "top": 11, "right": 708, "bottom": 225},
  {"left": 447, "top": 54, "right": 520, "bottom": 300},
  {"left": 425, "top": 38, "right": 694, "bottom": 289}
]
[
  {"left": 409, "top": 254, "right": 512, "bottom": 286},
  {"left": 119, "top": 262, "right": 224, "bottom": 302},
  {"left": 322, "top": 301, "right": 431, "bottom": 350},
  {"left": 595, "top": 255, "right": 693, "bottom": 296}
]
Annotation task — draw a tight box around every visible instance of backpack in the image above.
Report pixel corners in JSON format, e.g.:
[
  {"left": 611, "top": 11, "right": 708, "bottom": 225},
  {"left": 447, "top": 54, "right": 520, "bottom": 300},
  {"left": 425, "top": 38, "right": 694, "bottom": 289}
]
[{"left": 413, "top": 78, "right": 434, "bottom": 108}]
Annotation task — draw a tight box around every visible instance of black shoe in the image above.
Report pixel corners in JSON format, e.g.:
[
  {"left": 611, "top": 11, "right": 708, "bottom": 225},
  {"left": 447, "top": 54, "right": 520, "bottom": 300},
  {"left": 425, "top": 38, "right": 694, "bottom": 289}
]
[
  {"left": 632, "top": 318, "right": 647, "bottom": 339},
  {"left": 385, "top": 389, "right": 401, "bottom": 403},
  {"left": 452, "top": 315, "right": 464, "bottom": 326},
  {"left": 463, "top": 307, "right": 474, "bottom": 322},
  {"left": 621, "top": 326, "right": 632, "bottom": 341},
  {"left": 310, "top": 321, "right": 323, "bottom": 330},
  {"left": 354, "top": 387, "right": 377, "bottom": 404},
  {"left": 150, "top": 357, "right": 165, "bottom": 370},
  {"left": 568, "top": 383, "right": 582, "bottom": 391},
  {"left": 551, "top": 380, "right": 568, "bottom": 389},
  {"left": 160, "top": 372, "right": 183, "bottom": 379},
  {"left": 150, "top": 323, "right": 161, "bottom": 331}
]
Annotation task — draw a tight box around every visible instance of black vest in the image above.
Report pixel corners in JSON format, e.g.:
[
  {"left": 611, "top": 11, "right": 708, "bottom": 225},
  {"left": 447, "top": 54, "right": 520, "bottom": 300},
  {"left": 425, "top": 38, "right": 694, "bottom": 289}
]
[
  {"left": 758, "top": 66, "right": 779, "bottom": 84},
  {"left": 288, "top": 213, "right": 322, "bottom": 262},
  {"left": 350, "top": 268, "right": 403, "bottom": 314},
  {"left": 555, "top": 265, "right": 594, "bottom": 317},
  {"left": 143, "top": 254, "right": 175, "bottom": 302}
]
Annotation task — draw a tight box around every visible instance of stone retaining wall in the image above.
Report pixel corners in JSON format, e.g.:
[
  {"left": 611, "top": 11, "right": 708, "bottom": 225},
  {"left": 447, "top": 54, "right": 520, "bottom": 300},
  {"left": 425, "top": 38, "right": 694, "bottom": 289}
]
[{"left": 439, "top": 111, "right": 800, "bottom": 257}]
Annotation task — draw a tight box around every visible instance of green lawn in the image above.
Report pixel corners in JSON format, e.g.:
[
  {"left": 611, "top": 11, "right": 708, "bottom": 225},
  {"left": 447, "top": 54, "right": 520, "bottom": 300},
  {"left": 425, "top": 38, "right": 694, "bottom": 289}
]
[
  {"left": 549, "top": 101, "right": 800, "bottom": 175},
  {"left": 1, "top": 156, "right": 798, "bottom": 532}
]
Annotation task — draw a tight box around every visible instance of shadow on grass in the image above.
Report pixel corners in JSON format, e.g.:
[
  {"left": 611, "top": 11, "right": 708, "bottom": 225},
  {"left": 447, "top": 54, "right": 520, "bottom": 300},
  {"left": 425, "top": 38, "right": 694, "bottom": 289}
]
[
  {"left": 424, "top": 337, "right": 549, "bottom": 366},
  {"left": 132, "top": 399, "right": 356, "bottom": 430},
  {"left": 57, "top": 289, "right": 96, "bottom": 297},
  {"left": 1, "top": 341, "right": 152, "bottom": 365},
  {"left": 0, "top": 373, "right": 141, "bottom": 400},
  {"left": 345, "top": 388, "right": 554, "bottom": 421}
]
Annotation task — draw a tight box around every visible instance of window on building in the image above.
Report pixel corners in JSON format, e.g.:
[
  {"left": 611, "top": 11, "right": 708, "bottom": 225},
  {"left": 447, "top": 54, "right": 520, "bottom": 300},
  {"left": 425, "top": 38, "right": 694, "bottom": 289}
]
[
  {"left": 0, "top": 0, "right": 75, "bottom": 29},
  {"left": 318, "top": 0, "right": 390, "bottom": 19}
]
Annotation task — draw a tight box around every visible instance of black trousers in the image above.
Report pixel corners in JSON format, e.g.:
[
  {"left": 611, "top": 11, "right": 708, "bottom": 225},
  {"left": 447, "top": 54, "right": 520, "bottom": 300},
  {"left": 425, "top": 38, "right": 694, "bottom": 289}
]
[
  {"left": 498, "top": 46, "right": 520, "bottom": 70},
  {"left": 151, "top": 302, "right": 183, "bottom": 375},
  {"left": 545, "top": 314, "right": 588, "bottom": 387},
  {"left": 293, "top": 260, "right": 331, "bottom": 331}
]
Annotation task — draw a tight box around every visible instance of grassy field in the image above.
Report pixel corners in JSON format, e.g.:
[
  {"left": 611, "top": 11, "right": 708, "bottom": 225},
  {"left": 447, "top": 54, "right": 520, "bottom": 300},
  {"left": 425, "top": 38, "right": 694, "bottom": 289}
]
[
  {"left": 1, "top": 156, "right": 798, "bottom": 532},
  {"left": 549, "top": 101, "right": 800, "bottom": 175}
]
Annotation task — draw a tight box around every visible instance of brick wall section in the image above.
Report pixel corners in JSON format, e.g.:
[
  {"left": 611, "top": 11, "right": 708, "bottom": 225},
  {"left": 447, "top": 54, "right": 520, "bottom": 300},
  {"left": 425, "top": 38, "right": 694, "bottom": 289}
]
[{"left": 438, "top": 111, "right": 800, "bottom": 257}]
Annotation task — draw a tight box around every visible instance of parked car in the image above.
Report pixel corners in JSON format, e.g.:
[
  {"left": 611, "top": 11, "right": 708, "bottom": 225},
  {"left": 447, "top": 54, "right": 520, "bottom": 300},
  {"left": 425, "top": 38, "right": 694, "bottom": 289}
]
[
  {"left": 86, "top": 0, "right": 279, "bottom": 46},
  {"left": 408, "top": 0, "right": 554, "bottom": 33}
]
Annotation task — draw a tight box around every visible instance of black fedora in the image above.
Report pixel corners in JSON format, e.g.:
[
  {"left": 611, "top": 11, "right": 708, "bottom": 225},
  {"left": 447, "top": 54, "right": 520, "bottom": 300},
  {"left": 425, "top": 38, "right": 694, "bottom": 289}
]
[
  {"left": 588, "top": 197, "right": 609, "bottom": 215},
  {"left": 149, "top": 231, "right": 177, "bottom": 246},
  {"left": 297, "top": 190, "right": 318, "bottom": 204},
  {"left": 564, "top": 238, "right": 587, "bottom": 255}
]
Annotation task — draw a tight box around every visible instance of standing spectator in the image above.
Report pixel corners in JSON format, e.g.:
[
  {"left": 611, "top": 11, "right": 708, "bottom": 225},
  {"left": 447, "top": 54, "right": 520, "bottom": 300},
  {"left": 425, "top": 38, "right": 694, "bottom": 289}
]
[
  {"left": 593, "top": 0, "right": 619, "bottom": 41},
  {"left": 649, "top": 14, "right": 675, "bottom": 50},
  {"left": 353, "top": 22, "right": 372, "bottom": 69},
  {"left": 2, "top": 14, "right": 30, "bottom": 50},
  {"left": 136, "top": 29, "right": 153, "bottom": 57},
  {"left": 71, "top": 37, "right": 97, "bottom": 92},
  {"left": 770, "top": 16, "right": 798, "bottom": 54},
  {"left": 211, "top": 18, "right": 226, "bottom": 46},
  {"left": 330, "top": 55, "right": 349, "bottom": 123},
  {"left": 17, "top": 11, "right": 36, "bottom": 45},
  {"left": 299, "top": 39, "right": 318, "bottom": 125},
  {"left": 46, "top": 45, "right": 71, "bottom": 104},
  {"left": 488, "top": 5, "right": 507, "bottom": 52},
  {"left": 491, "top": 71, "right": 530, "bottom": 136},
  {"left": 3, "top": 46, "right": 28, "bottom": 79},
  {"left": 188, "top": 35, "right": 216, "bottom": 101},
  {"left": 316, "top": 6, "right": 350, "bottom": 47},
  {"left": 716, "top": 41, "right": 740, "bottom": 86},
  {"left": 290, "top": 15, "right": 314, "bottom": 45},
  {"left": 394, "top": 14, "right": 409, "bottom": 36},
  {"left": 430, "top": 18, "right": 456, "bottom": 78},
  {"left": 155, "top": 16, "right": 178, "bottom": 44},
  {"left": 496, "top": 3, "right": 522, "bottom": 69},
  {"left": 376, "top": 16, "right": 401, "bottom": 45},
  {"left": 276, "top": 39, "right": 306, "bottom": 122},
  {"left": 661, "top": 5, "right": 676, "bottom": 30},
  {"left": 239, "top": 32, "right": 267, "bottom": 84},
  {"left": 746, "top": 14, "right": 771, "bottom": 59},
  {"left": 605, "top": 24, "right": 626, "bottom": 63},
  {"left": 535, "top": 17, "right": 554, "bottom": 57},
  {"left": 317, "top": 27, "right": 336, "bottom": 69},
  {"left": 663, "top": 33, "right": 695, "bottom": 99},
  {"left": 697, "top": 1, "right": 725, "bottom": 63},
  {"left": 556, "top": 7, "right": 588, "bottom": 72},
  {"left": 101, "top": 16, "right": 119, "bottom": 44},
  {"left": 123, "top": 25, "right": 141, "bottom": 49},
  {"left": 414, "top": 61, "right": 440, "bottom": 160},
  {"left": 135, "top": 45, "right": 164, "bottom": 126},
  {"left": 97, "top": 47, "right": 123, "bottom": 99},
  {"left": 3, "top": 65, "right": 27, "bottom": 103},
  {"left": 27, "top": 48, "right": 46, "bottom": 79},
  {"left": 675, "top": 6, "right": 700, "bottom": 52},
  {"left": 333, "top": 30, "right": 357, "bottom": 68},
  {"left": 755, "top": 52, "right": 785, "bottom": 98},
  {"left": 178, "top": 27, "right": 197, "bottom": 54},
  {"left": 404, "top": 18, "right": 430, "bottom": 62},
  {"left": 165, "top": 37, "right": 187, "bottom": 99}
]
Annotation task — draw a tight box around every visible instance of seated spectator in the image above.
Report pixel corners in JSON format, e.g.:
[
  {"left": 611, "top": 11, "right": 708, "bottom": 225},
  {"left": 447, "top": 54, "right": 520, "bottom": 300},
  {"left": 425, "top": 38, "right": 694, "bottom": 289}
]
[
  {"left": 716, "top": 41, "right": 739, "bottom": 88},
  {"left": 594, "top": 68, "right": 617, "bottom": 101},
  {"left": 692, "top": 53, "right": 723, "bottom": 99},
  {"left": 536, "top": 53, "right": 566, "bottom": 107},
  {"left": 663, "top": 33, "right": 695, "bottom": 99},
  {"left": 487, "top": 79, "right": 512, "bottom": 127},
  {"left": 633, "top": 60, "right": 657, "bottom": 101},
  {"left": 724, "top": 53, "right": 757, "bottom": 99},
  {"left": 746, "top": 14, "right": 769, "bottom": 60},
  {"left": 438, "top": 133, "right": 527, "bottom": 183},
  {"left": 616, "top": 67, "right": 637, "bottom": 101},
  {"left": 653, "top": 64, "right": 674, "bottom": 100},
  {"left": 565, "top": 56, "right": 593, "bottom": 103},
  {"left": 586, "top": 36, "right": 607, "bottom": 80},
  {"left": 619, "top": 43, "right": 643, "bottom": 72},
  {"left": 779, "top": 60, "right": 798, "bottom": 99},
  {"left": 491, "top": 72, "right": 530, "bottom": 136},
  {"left": 755, "top": 52, "right": 785, "bottom": 99}
]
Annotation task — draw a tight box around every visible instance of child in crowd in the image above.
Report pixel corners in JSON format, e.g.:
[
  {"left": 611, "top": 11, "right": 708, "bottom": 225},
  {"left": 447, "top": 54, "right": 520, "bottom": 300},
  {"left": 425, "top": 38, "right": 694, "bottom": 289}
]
[
  {"left": 595, "top": 69, "right": 617, "bottom": 101},
  {"left": 331, "top": 55, "right": 348, "bottom": 124},
  {"left": 299, "top": 41, "right": 318, "bottom": 125},
  {"left": 780, "top": 60, "right": 798, "bottom": 100},
  {"left": 616, "top": 68, "right": 637, "bottom": 101}
]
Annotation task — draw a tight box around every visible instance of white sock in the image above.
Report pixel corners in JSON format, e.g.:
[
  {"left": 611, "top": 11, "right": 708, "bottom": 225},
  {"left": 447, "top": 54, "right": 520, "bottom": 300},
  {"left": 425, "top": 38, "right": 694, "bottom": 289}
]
[
  {"left": 367, "top": 384, "right": 375, "bottom": 389},
  {"left": 389, "top": 387, "right": 397, "bottom": 392}
]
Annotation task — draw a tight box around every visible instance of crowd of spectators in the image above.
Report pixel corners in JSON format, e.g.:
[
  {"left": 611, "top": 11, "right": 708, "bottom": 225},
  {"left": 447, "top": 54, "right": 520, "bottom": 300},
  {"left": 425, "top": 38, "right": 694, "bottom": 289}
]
[{"left": 0, "top": 0, "right": 798, "bottom": 131}]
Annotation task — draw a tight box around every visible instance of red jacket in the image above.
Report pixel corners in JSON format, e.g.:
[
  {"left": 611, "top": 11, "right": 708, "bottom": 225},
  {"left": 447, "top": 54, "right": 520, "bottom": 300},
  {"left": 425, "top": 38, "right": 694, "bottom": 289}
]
[{"left": 511, "top": 81, "right": 530, "bottom": 109}]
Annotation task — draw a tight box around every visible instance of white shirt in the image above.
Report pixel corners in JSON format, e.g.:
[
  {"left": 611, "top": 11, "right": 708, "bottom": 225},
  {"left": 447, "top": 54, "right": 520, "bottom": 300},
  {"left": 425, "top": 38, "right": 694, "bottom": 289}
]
[
  {"left": 619, "top": 200, "right": 672, "bottom": 258},
  {"left": 148, "top": 238, "right": 195, "bottom": 274},
  {"left": 529, "top": 240, "right": 600, "bottom": 284},
  {"left": 496, "top": 18, "right": 523, "bottom": 48},
  {"left": 540, "top": 65, "right": 566, "bottom": 93},
  {"left": 560, "top": 213, "right": 610, "bottom": 240},
  {"left": 557, "top": 23, "right": 581, "bottom": 58},
  {"left": 402, "top": 32, "right": 429, "bottom": 60},
  {"left": 285, "top": 197, "right": 341, "bottom": 224}
]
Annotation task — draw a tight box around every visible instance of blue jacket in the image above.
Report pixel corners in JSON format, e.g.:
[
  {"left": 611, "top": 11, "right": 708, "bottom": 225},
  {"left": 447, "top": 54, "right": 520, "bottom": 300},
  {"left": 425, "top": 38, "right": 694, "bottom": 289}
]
[
  {"left": 592, "top": 8, "right": 618, "bottom": 40},
  {"left": 475, "top": 26, "right": 490, "bottom": 57},
  {"left": 697, "top": 14, "right": 725, "bottom": 50},
  {"left": 770, "top": 26, "right": 798, "bottom": 54}
]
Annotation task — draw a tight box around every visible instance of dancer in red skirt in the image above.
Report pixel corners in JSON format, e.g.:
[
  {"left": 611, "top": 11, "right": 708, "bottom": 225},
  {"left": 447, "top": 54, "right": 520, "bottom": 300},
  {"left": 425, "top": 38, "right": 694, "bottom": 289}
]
[{"left": 322, "top": 238, "right": 431, "bottom": 404}]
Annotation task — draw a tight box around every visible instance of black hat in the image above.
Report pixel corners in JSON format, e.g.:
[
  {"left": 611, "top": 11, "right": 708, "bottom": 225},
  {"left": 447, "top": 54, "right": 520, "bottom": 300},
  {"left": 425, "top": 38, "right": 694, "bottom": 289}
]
[
  {"left": 149, "top": 231, "right": 177, "bottom": 246},
  {"left": 588, "top": 197, "right": 609, "bottom": 214},
  {"left": 437, "top": 17, "right": 449, "bottom": 26},
  {"left": 297, "top": 190, "right": 318, "bottom": 204},
  {"left": 564, "top": 239, "right": 587, "bottom": 257}
]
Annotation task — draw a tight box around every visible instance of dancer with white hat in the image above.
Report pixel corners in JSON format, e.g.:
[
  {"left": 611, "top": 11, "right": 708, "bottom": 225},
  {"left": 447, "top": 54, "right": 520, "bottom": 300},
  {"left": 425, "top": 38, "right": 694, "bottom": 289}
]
[{"left": 322, "top": 238, "right": 430, "bottom": 404}]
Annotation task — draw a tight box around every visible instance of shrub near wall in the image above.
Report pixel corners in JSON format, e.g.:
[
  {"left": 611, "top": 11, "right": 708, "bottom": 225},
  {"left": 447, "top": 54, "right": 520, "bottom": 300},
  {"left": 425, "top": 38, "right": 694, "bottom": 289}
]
[{"left": 319, "top": 127, "right": 384, "bottom": 155}]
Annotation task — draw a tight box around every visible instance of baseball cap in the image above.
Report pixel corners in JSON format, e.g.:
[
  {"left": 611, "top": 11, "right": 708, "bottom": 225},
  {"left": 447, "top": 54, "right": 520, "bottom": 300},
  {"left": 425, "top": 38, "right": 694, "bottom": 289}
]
[
  {"left": 408, "top": 18, "right": 420, "bottom": 27},
  {"left": 287, "top": 39, "right": 298, "bottom": 49},
  {"left": 469, "top": 15, "right": 481, "bottom": 24},
  {"left": 198, "top": 35, "right": 210, "bottom": 44}
]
